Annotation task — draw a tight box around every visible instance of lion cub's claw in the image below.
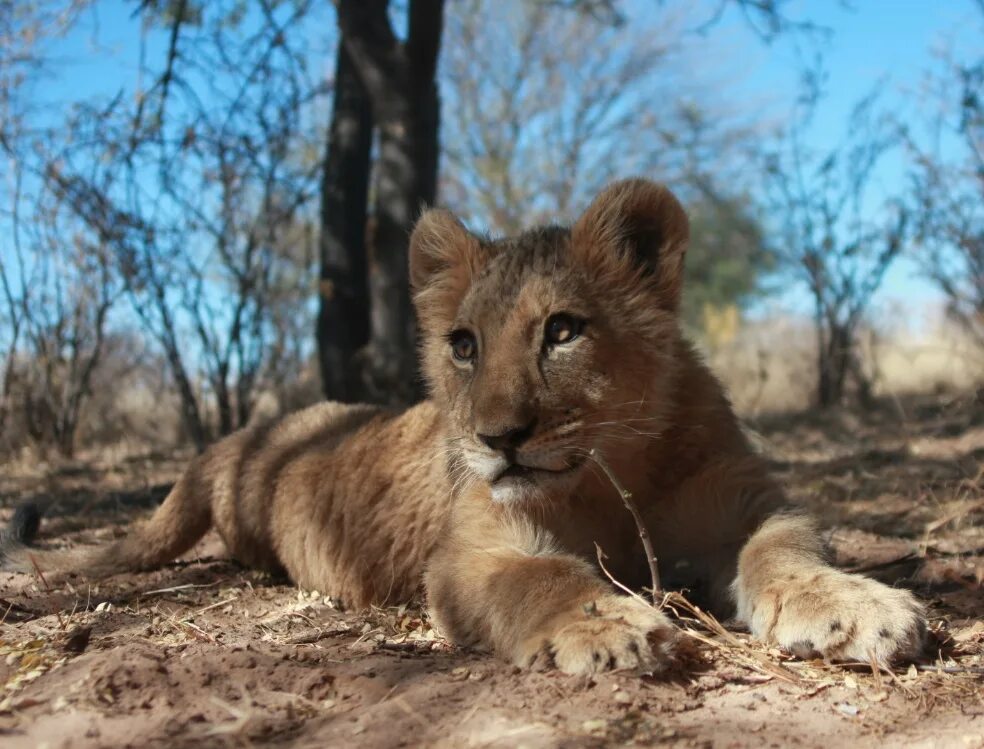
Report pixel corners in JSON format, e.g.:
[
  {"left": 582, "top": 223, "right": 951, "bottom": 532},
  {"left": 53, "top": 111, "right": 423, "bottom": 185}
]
[{"left": 522, "top": 595, "right": 677, "bottom": 676}]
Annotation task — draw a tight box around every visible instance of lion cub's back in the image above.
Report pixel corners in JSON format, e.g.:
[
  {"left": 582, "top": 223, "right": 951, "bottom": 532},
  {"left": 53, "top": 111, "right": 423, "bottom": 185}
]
[
  {"left": 268, "top": 400, "right": 452, "bottom": 607},
  {"left": 203, "top": 402, "right": 382, "bottom": 569}
]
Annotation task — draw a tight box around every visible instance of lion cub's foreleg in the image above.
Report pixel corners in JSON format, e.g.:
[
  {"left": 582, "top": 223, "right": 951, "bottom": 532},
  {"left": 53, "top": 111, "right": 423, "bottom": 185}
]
[
  {"left": 425, "top": 510, "right": 676, "bottom": 675},
  {"left": 733, "top": 512, "right": 926, "bottom": 664}
]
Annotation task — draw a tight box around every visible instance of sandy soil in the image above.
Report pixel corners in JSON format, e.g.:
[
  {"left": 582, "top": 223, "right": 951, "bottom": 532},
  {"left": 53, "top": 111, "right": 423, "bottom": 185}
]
[{"left": 1, "top": 392, "right": 982, "bottom": 748}]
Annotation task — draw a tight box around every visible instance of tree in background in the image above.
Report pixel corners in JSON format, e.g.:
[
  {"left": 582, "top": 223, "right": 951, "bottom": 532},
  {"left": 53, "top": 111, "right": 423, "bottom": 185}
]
[
  {"left": 684, "top": 192, "right": 773, "bottom": 336},
  {"left": 906, "top": 46, "right": 983, "bottom": 348},
  {"left": 761, "top": 93, "right": 908, "bottom": 408},
  {"left": 45, "top": 0, "right": 323, "bottom": 449},
  {"left": 0, "top": 187, "right": 118, "bottom": 457},
  {"left": 0, "top": 0, "right": 113, "bottom": 457},
  {"left": 318, "top": 0, "right": 444, "bottom": 404},
  {"left": 317, "top": 42, "right": 373, "bottom": 404}
]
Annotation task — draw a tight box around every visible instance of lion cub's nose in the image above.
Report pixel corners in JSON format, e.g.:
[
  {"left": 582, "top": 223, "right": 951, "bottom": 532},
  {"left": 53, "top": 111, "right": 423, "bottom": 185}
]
[{"left": 477, "top": 420, "right": 536, "bottom": 452}]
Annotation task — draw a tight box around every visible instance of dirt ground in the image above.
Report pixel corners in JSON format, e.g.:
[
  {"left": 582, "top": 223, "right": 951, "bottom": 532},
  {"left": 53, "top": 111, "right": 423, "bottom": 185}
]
[{"left": 1, "top": 391, "right": 982, "bottom": 749}]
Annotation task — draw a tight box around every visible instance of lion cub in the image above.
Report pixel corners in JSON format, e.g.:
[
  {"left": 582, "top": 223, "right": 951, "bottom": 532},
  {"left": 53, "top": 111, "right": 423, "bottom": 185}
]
[{"left": 3, "top": 179, "right": 926, "bottom": 674}]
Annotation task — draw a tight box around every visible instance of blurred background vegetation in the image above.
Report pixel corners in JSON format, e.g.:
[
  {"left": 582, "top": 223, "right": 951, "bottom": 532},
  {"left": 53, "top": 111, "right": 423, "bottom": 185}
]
[{"left": 0, "top": 0, "right": 981, "bottom": 459}]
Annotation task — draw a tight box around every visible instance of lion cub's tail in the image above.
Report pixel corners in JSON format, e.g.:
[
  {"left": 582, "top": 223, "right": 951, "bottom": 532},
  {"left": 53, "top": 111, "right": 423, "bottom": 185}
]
[{"left": 1, "top": 465, "right": 212, "bottom": 582}]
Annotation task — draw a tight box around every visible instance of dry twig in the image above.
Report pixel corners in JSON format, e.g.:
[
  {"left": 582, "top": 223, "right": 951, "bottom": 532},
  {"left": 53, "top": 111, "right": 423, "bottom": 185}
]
[
  {"left": 588, "top": 448, "right": 661, "bottom": 602},
  {"left": 589, "top": 450, "right": 799, "bottom": 683}
]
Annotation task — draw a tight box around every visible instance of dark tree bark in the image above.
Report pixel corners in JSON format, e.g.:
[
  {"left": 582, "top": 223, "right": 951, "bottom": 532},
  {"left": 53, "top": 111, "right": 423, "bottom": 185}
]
[
  {"left": 336, "top": 0, "right": 444, "bottom": 404},
  {"left": 152, "top": 287, "right": 211, "bottom": 452},
  {"left": 817, "top": 321, "right": 875, "bottom": 409},
  {"left": 817, "top": 324, "right": 849, "bottom": 409},
  {"left": 405, "top": 0, "right": 442, "bottom": 209},
  {"left": 318, "top": 42, "right": 373, "bottom": 402}
]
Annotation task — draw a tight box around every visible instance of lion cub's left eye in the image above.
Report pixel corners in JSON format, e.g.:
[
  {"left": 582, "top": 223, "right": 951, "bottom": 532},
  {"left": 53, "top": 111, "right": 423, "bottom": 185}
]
[{"left": 544, "top": 313, "right": 584, "bottom": 345}]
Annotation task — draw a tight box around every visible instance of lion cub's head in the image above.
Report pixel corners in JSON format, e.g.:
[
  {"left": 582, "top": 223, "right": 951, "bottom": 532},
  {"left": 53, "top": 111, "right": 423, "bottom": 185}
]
[{"left": 410, "top": 179, "right": 690, "bottom": 502}]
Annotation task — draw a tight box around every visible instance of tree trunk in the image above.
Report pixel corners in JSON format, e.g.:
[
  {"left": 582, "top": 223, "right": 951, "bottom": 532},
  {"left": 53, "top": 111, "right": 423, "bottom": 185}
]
[
  {"left": 215, "top": 372, "right": 233, "bottom": 437},
  {"left": 318, "top": 41, "right": 373, "bottom": 402},
  {"left": 817, "top": 323, "right": 852, "bottom": 408},
  {"left": 56, "top": 417, "right": 76, "bottom": 459},
  {"left": 337, "top": 0, "right": 444, "bottom": 404},
  {"left": 406, "top": 0, "right": 442, "bottom": 209},
  {"left": 817, "top": 348, "right": 834, "bottom": 409},
  {"left": 850, "top": 354, "right": 875, "bottom": 410},
  {"left": 156, "top": 323, "right": 209, "bottom": 451}
]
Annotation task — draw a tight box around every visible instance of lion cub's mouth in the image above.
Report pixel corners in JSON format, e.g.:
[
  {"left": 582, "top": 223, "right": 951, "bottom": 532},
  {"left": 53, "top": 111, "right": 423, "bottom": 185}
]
[{"left": 490, "top": 456, "right": 583, "bottom": 485}]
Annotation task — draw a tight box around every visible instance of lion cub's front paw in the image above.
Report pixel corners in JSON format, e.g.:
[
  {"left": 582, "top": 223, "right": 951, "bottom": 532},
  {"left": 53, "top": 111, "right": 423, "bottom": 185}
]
[
  {"left": 742, "top": 570, "right": 927, "bottom": 665},
  {"left": 520, "top": 594, "right": 677, "bottom": 675}
]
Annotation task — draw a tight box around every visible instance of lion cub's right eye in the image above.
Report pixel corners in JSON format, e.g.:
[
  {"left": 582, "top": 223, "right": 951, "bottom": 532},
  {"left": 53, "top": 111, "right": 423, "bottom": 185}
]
[
  {"left": 449, "top": 330, "right": 478, "bottom": 363},
  {"left": 544, "top": 313, "right": 584, "bottom": 345}
]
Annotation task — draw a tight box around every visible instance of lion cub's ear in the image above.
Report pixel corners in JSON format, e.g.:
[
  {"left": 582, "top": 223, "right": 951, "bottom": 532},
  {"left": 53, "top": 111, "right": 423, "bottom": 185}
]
[
  {"left": 571, "top": 179, "right": 690, "bottom": 312},
  {"left": 409, "top": 209, "right": 486, "bottom": 327}
]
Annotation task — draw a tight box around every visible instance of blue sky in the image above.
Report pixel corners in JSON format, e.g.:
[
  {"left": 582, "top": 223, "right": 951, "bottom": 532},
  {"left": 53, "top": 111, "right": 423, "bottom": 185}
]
[{"left": 16, "top": 0, "right": 984, "bottom": 328}]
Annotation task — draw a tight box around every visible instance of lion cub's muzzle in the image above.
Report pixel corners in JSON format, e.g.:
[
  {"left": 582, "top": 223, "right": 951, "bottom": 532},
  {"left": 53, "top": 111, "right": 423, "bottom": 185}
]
[{"left": 463, "top": 420, "right": 586, "bottom": 502}]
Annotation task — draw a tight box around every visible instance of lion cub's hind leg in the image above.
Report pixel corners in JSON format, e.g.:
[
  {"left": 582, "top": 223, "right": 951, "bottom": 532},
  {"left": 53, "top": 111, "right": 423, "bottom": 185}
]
[{"left": 734, "top": 513, "right": 927, "bottom": 664}]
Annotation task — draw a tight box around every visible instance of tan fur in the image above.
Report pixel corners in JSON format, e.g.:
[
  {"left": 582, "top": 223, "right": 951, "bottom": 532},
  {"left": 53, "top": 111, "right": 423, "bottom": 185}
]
[
  {"left": 7, "top": 402, "right": 451, "bottom": 608},
  {"left": 7, "top": 179, "right": 926, "bottom": 674}
]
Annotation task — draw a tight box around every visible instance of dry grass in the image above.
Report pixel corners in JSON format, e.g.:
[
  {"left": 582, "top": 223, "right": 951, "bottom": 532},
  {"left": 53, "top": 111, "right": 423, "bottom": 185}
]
[{"left": 707, "top": 314, "right": 983, "bottom": 417}]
